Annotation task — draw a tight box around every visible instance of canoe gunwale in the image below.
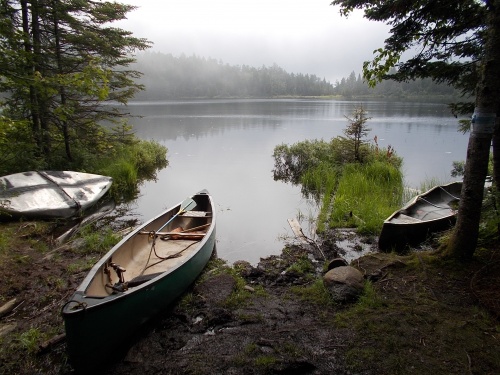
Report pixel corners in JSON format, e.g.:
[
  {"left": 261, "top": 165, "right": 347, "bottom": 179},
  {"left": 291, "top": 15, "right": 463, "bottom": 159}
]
[
  {"left": 62, "top": 189, "right": 216, "bottom": 313},
  {"left": 378, "top": 181, "right": 462, "bottom": 251}
]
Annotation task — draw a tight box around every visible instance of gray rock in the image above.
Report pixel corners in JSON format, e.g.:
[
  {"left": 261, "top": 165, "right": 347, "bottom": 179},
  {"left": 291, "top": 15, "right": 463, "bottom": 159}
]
[{"left": 323, "top": 266, "right": 364, "bottom": 303}]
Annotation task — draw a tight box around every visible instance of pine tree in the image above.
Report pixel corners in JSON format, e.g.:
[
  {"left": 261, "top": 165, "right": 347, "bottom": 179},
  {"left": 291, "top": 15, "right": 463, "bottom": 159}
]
[
  {"left": 343, "top": 106, "right": 371, "bottom": 162},
  {"left": 0, "top": 0, "right": 151, "bottom": 167}
]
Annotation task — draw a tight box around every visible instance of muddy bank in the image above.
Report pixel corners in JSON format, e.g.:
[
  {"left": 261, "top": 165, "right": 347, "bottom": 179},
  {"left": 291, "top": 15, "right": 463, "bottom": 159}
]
[
  {"left": 1, "top": 222, "right": 499, "bottom": 374},
  {"left": 104, "top": 238, "right": 358, "bottom": 375}
]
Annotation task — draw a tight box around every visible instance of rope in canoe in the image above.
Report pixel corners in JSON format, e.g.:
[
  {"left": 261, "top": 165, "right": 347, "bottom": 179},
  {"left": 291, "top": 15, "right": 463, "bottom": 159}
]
[{"left": 141, "top": 231, "right": 200, "bottom": 276}]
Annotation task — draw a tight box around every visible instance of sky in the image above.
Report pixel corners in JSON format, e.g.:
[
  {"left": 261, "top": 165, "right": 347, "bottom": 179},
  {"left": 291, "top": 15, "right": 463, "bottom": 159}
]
[{"left": 116, "top": 1, "right": 391, "bottom": 83}]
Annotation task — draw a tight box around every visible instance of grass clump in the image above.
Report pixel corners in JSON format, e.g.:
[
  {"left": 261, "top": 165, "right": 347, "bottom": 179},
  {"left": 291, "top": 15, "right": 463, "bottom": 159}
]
[
  {"left": 77, "top": 225, "right": 120, "bottom": 255},
  {"left": 335, "top": 280, "right": 384, "bottom": 327},
  {"left": 66, "top": 256, "right": 99, "bottom": 273},
  {"left": 329, "top": 161, "right": 404, "bottom": 234},
  {"left": 0, "top": 226, "right": 13, "bottom": 255},
  {"left": 18, "top": 328, "right": 43, "bottom": 354},
  {"left": 199, "top": 257, "right": 267, "bottom": 309},
  {"left": 223, "top": 279, "right": 266, "bottom": 309},
  {"left": 285, "top": 255, "right": 315, "bottom": 276},
  {"left": 290, "top": 279, "right": 335, "bottom": 307},
  {"left": 93, "top": 139, "right": 168, "bottom": 201},
  {"left": 0, "top": 222, "right": 54, "bottom": 258},
  {"left": 254, "top": 355, "right": 277, "bottom": 368}
]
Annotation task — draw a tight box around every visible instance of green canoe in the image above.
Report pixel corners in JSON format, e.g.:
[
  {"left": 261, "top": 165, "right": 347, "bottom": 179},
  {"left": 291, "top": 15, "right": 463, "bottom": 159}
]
[{"left": 62, "top": 189, "right": 216, "bottom": 372}]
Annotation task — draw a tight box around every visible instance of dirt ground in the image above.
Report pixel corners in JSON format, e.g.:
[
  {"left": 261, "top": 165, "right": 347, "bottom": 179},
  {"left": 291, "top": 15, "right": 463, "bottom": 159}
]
[{"left": 0, "top": 221, "right": 499, "bottom": 374}]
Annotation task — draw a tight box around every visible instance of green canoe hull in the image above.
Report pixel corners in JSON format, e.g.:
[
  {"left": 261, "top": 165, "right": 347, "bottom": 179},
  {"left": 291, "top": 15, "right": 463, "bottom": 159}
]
[{"left": 62, "top": 190, "right": 216, "bottom": 372}]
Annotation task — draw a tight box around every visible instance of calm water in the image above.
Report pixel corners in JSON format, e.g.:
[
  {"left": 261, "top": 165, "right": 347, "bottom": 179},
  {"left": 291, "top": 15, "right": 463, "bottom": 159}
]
[{"left": 122, "top": 99, "right": 468, "bottom": 264}]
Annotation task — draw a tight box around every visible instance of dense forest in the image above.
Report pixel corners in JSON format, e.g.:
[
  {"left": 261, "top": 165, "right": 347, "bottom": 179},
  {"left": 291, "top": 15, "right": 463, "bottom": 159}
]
[
  {"left": 131, "top": 52, "right": 458, "bottom": 100},
  {"left": 333, "top": 71, "right": 459, "bottom": 98},
  {"left": 131, "top": 52, "right": 335, "bottom": 99}
]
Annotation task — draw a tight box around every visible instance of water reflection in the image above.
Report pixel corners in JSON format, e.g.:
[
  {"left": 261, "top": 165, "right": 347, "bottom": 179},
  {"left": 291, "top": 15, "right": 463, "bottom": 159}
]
[{"left": 119, "top": 99, "right": 467, "bottom": 264}]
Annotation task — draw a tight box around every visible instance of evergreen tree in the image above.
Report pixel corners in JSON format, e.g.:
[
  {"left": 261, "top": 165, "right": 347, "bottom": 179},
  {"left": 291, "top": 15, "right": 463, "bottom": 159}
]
[
  {"left": 343, "top": 106, "right": 371, "bottom": 162},
  {"left": 0, "top": 0, "right": 150, "bottom": 167}
]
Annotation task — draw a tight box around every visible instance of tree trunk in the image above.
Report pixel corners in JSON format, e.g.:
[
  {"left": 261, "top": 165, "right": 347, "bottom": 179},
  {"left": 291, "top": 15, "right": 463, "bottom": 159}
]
[
  {"left": 52, "top": 0, "right": 73, "bottom": 161},
  {"left": 493, "top": 125, "right": 500, "bottom": 188},
  {"left": 31, "top": 0, "right": 51, "bottom": 158},
  {"left": 20, "top": 0, "right": 42, "bottom": 153},
  {"left": 444, "top": 1, "right": 500, "bottom": 260}
]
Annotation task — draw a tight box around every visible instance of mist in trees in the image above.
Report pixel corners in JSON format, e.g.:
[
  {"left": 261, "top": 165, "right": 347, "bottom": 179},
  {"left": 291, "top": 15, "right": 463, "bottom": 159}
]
[
  {"left": 131, "top": 52, "right": 336, "bottom": 99},
  {"left": 130, "top": 52, "right": 458, "bottom": 100},
  {"left": 333, "top": 70, "right": 459, "bottom": 98}
]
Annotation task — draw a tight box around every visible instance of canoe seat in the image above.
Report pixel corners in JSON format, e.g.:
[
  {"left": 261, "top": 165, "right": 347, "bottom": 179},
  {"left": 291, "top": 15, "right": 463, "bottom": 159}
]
[
  {"left": 127, "top": 272, "right": 163, "bottom": 288},
  {"left": 181, "top": 211, "right": 211, "bottom": 218}
]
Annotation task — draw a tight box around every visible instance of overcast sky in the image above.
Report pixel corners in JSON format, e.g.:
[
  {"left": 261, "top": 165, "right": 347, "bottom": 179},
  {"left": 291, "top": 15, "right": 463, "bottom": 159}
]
[{"left": 116, "top": 1, "right": 390, "bottom": 83}]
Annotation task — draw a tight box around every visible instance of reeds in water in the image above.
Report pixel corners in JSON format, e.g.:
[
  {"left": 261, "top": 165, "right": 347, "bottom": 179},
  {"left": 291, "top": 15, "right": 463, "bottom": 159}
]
[{"left": 329, "top": 161, "right": 404, "bottom": 234}]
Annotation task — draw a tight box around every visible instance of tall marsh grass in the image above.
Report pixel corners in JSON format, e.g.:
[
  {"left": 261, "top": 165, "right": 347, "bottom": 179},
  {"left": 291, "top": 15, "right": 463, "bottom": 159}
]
[
  {"left": 329, "top": 161, "right": 404, "bottom": 234},
  {"left": 94, "top": 140, "right": 168, "bottom": 201},
  {"left": 300, "top": 162, "right": 338, "bottom": 232}
]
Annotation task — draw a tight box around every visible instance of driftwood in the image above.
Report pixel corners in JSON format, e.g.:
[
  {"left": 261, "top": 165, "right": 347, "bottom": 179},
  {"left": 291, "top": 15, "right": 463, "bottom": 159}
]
[
  {"left": 287, "top": 218, "right": 326, "bottom": 260},
  {"left": 0, "top": 298, "right": 17, "bottom": 319},
  {"left": 39, "top": 333, "right": 66, "bottom": 353}
]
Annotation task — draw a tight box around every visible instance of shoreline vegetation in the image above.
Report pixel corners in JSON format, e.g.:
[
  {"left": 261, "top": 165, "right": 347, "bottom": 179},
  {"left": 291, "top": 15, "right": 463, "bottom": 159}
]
[
  {"left": 1, "top": 106, "right": 499, "bottom": 374},
  {"left": 131, "top": 52, "right": 461, "bottom": 102},
  {"left": 272, "top": 106, "right": 405, "bottom": 235}
]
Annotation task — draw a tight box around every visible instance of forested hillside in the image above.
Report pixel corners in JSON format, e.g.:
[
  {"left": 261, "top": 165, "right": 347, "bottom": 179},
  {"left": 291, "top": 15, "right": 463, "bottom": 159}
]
[
  {"left": 132, "top": 52, "right": 335, "bottom": 99},
  {"left": 131, "top": 52, "right": 459, "bottom": 100},
  {"left": 333, "top": 71, "right": 458, "bottom": 98}
]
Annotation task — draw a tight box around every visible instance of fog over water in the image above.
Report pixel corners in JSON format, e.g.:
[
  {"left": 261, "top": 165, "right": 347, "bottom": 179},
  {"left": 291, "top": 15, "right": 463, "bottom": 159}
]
[{"left": 117, "top": 0, "right": 391, "bottom": 83}]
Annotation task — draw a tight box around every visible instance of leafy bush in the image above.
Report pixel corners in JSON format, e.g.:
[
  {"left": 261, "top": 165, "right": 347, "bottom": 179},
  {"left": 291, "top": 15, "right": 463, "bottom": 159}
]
[{"left": 272, "top": 140, "right": 336, "bottom": 184}]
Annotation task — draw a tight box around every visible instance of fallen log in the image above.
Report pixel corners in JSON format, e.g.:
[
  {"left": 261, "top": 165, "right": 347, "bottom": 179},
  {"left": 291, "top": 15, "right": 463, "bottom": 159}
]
[
  {"left": 0, "top": 298, "right": 17, "bottom": 319},
  {"left": 39, "top": 333, "right": 66, "bottom": 353}
]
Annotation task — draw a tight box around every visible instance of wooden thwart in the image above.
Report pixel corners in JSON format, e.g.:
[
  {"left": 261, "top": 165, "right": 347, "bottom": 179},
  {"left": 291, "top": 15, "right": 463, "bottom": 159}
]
[
  {"left": 180, "top": 211, "right": 211, "bottom": 218},
  {"left": 139, "top": 223, "right": 211, "bottom": 237},
  {"left": 160, "top": 232, "right": 205, "bottom": 240}
]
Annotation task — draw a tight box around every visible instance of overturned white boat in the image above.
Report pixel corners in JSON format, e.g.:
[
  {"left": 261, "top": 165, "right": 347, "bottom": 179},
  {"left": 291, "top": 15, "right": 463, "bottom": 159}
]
[{"left": 0, "top": 171, "right": 112, "bottom": 219}]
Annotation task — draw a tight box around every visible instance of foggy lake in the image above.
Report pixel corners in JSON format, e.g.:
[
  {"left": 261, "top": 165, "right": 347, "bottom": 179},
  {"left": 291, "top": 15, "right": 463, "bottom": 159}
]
[{"left": 122, "top": 99, "right": 469, "bottom": 265}]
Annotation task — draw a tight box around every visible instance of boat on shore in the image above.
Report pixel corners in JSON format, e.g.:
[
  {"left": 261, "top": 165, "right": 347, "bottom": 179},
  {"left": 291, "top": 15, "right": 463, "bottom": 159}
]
[
  {"left": 378, "top": 181, "right": 462, "bottom": 252},
  {"left": 62, "top": 189, "right": 216, "bottom": 372},
  {"left": 0, "top": 170, "right": 112, "bottom": 219}
]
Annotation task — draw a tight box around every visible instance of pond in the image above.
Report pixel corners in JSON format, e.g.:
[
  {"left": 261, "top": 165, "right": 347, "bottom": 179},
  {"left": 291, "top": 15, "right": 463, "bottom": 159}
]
[{"left": 122, "top": 99, "right": 469, "bottom": 264}]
